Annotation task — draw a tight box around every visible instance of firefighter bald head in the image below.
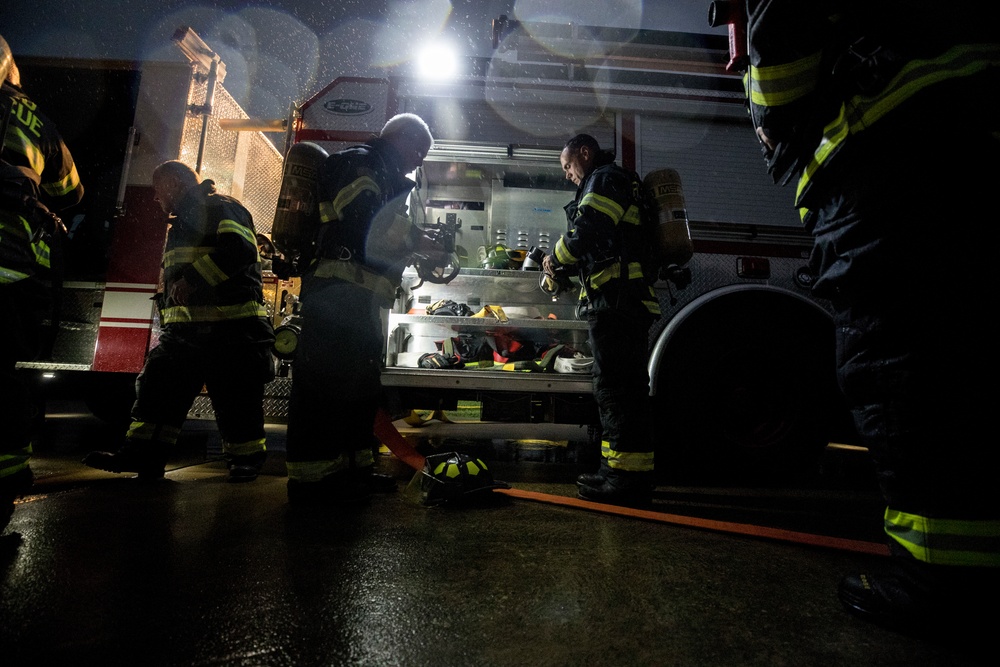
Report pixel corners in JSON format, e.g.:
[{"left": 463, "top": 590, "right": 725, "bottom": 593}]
[
  {"left": 152, "top": 160, "right": 200, "bottom": 215},
  {"left": 380, "top": 113, "right": 433, "bottom": 174},
  {"left": 560, "top": 134, "right": 602, "bottom": 187}
]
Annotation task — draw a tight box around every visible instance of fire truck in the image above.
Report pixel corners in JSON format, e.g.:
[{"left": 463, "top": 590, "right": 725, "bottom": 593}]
[
  {"left": 14, "top": 28, "right": 288, "bottom": 425},
  {"left": 268, "top": 16, "right": 852, "bottom": 479},
  {"left": 17, "top": 20, "right": 851, "bottom": 480}
]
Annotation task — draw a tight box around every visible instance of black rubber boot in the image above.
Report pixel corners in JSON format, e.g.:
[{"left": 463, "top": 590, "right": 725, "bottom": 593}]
[
  {"left": 82, "top": 442, "right": 168, "bottom": 480},
  {"left": 576, "top": 459, "right": 612, "bottom": 488},
  {"left": 577, "top": 470, "right": 654, "bottom": 506},
  {"left": 225, "top": 450, "right": 267, "bottom": 482}
]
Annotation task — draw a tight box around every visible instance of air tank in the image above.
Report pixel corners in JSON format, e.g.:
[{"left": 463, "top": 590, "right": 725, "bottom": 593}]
[{"left": 643, "top": 168, "right": 695, "bottom": 267}]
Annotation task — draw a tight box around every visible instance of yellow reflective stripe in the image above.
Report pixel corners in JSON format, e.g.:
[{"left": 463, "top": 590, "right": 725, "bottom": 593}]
[
  {"left": 0, "top": 445, "right": 33, "bottom": 478},
  {"left": 222, "top": 439, "right": 267, "bottom": 457},
  {"left": 588, "top": 261, "right": 644, "bottom": 288},
  {"left": 161, "top": 300, "right": 267, "bottom": 324},
  {"left": 554, "top": 236, "right": 577, "bottom": 265},
  {"left": 217, "top": 219, "right": 257, "bottom": 247},
  {"left": 286, "top": 456, "right": 349, "bottom": 483},
  {"left": 749, "top": 51, "right": 823, "bottom": 107},
  {"left": 318, "top": 200, "right": 337, "bottom": 224},
  {"left": 601, "top": 441, "right": 655, "bottom": 472},
  {"left": 8, "top": 125, "right": 45, "bottom": 174},
  {"left": 31, "top": 236, "right": 51, "bottom": 269},
  {"left": 580, "top": 192, "right": 624, "bottom": 224},
  {"left": 622, "top": 204, "right": 641, "bottom": 225},
  {"left": 797, "top": 43, "right": 1000, "bottom": 202},
  {"left": 163, "top": 246, "right": 215, "bottom": 268},
  {"left": 40, "top": 162, "right": 82, "bottom": 198},
  {"left": 885, "top": 508, "right": 1000, "bottom": 567},
  {"left": 332, "top": 175, "right": 380, "bottom": 219},
  {"left": 312, "top": 258, "right": 397, "bottom": 303},
  {"left": 0, "top": 267, "right": 30, "bottom": 283},
  {"left": 126, "top": 422, "right": 182, "bottom": 445},
  {"left": 192, "top": 254, "right": 228, "bottom": 286}
]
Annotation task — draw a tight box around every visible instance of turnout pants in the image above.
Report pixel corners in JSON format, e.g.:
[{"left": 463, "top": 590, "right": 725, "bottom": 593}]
[
  {"left": 285, "top": 276, "right": 383, "bottom": 483},
  {"left": 128, "top": 325, "right": 272, "bottom": 457}
]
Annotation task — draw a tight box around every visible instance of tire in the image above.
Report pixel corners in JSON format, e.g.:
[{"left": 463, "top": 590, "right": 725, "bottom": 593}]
[{"left": 650, "top": 287, "right": 843, "bottom": 484}]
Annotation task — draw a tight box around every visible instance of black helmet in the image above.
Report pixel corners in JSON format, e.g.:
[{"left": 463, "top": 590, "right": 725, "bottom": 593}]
[{"left": 418, "top": 451, "right": 509, "bottom": 506}]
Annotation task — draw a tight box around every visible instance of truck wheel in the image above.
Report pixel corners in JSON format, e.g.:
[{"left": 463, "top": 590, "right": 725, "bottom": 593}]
[
  {"left": 650, "top": 287, "right": 842, "bottom": 484},
  {"left": 83, "top": 372, "right": 138, "bottom": 427}
]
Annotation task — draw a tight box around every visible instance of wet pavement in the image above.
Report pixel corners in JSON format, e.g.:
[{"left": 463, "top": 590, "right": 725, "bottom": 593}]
[{"left": 1, "top": 399, "right": 991, "bottom": 666}]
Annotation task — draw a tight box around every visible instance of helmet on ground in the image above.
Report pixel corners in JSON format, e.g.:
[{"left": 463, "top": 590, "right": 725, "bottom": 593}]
[{"left": 418, "top": 451, "right": 509, "bottom": 506}]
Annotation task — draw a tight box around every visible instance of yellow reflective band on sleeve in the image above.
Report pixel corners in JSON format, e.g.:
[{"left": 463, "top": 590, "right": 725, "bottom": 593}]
[
  {"left": 554, "top": 236, "right": 577, "bottom": 265},
  {"left": 885, "top": 508, "right": 1000, "bottom": 567},
  {"left": 601, "top": 441, "right": 655, "bottom": 473},
  {"left": 0, "top": 267, "right": 30, "bottom": 283},
  {"left": 41, "top": 163, "right": 82, "bottom": 198},
  {"left": 163, "top": 246, "right": 215, "bottom": 268},
  {"left": 217, "top": 219, "right": 257, "bottom": 248},
  {"left": 192, "top": 254, "right": 228, "bottom": 286},
  {"left": 580, "top": 192, "right": 625, "bottom": 224},
  {"left": 286, "top": 455, "right": 349, "bottom": 483},
  {"left": 161, "top": 300, "right": 267, "bottom": 324},
  {"left": 31, "top": 236, "right": 51, "bottom": 269},
  {"left": 332, "top": 175, "right": 381, "bottom": 219},
  {"left": 9, "top": 126, "right": 46, "bottom": 175},
  {"left": 312, "top": 258, "right": 397, "bottom": 303},
  {"left": 222, "top": 438, "right": 267, "bottom": 457},
  {"left": 796, "top": 43, "right": 1000, "bottom": 204},
  {"left": 126, "top": 422, "right": 182, "bottom": 445},
  {"left": 622, "top": 204, "right": 642, "bottom": 225},
  {"left": 749, "top": 51, "right": 823, "bottom": 107}
]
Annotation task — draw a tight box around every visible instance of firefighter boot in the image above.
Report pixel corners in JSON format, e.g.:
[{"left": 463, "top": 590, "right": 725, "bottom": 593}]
[
  {"left": 576, "top": 459, "right": 612, "bottom": 487},
  {"left": 82, "top": 441, "right": 169, "bottom": 480},
  {"left": 577, "top": 469, "right": 654, "bottom": 506},
  {"left": 225, "top": 450, "right": 267, "bottom": 483}
]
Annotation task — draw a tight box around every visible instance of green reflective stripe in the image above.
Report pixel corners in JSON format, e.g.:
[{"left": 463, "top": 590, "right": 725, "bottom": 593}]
[
  {"left": 1, "top": 216, "right": 31, "bottom": 241},
  {"left": 332, "top": 175, "right": 380, "bottom": 219},
  {"left": 589, "top": 261, "right": 645, "bottom": 288},
  {"left": 885, "top": 508, "right": 1000, "bottom": 567},
  {"left": 164, "top": 246, "right": 215, "bottom": 268},
  {"left": 126, "top": 422, "right": 182, "bottom": 445},
  {"left": 9, "top": 125, "right": 45, "bottom": 174},
  {"left": 601, "top": 441, "right": 655, "bottom": 472},
  {"left": 41, "top": 163, "right": 82, "bottom": 198},
  {"left": 192, "top": 254, "right": 228, "bottom": 286},
  {"left": 796, "top": 43, "right": 1000, "bottom": 202},
  {"left": 554, "top": 236, "right": 577, "bottom": 265},
  {"left": 318, "top": 200, "right": 337, "bottom": 224},
  {"left": 217, "top": 219, "right": 257, "bottom": 247},
  {"left": 580, "top": 192, "right": 624, "bottom": 224},
  {"left": 286, "top": 456, "right": 349, "bottom": 483},
  {"left": 222, "top": 438, "right": 267, "bottom": 457},
  {"left": 749, "top": 51, "right": 823, "bottom": 107},
  {"left": 161, "top": 300, "right": 267, "bottom": 324},
  {"left": 312, "top": 258, "right": 396, "bottom": 303}
]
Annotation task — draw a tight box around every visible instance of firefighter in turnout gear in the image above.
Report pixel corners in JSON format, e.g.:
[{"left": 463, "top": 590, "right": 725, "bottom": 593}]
[
  {"left": 543, "top": 134, "right": 660, "bottom": 506},
  {"left": 285, "top": 113, "right": 444, "bottom": 505},
  {"left": 83, "top": 161, "right": 274, "bottom": 481},
  {"left": 739, "top": 0, "right": 1000, "bottom": 636},
  {"left": 1, "top": 35, "right": 84, "bottom": 537}
]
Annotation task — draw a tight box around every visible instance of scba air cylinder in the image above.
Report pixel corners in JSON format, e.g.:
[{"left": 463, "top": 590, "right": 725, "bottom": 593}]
[
  {"left": 643, "top": 168, "right": 694, "bottom": 266},
  {"left": 272, "top": 141, "right": 329, "bottom": 262}
]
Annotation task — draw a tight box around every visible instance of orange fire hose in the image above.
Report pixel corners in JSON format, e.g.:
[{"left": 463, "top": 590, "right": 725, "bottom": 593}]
[{"left": 374, "top": 408, "right": 890, "bottom": 557}]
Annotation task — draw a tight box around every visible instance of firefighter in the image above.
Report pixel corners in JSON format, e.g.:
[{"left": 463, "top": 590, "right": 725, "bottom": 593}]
[
  {"left": 285, "top": 113, "right": 444, "bottom": 505},
  {"left": 1, "top": 35, "right": 84, "bottom": 539},
  {"left": 543, "top": 134, "right": 661, "bottom": 506},
  {"left": 740, "top": 1, "right": 1000, "bottom": 634},
  {"left": 83, "top": 161, "right": 274, "bottom": 481}
]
